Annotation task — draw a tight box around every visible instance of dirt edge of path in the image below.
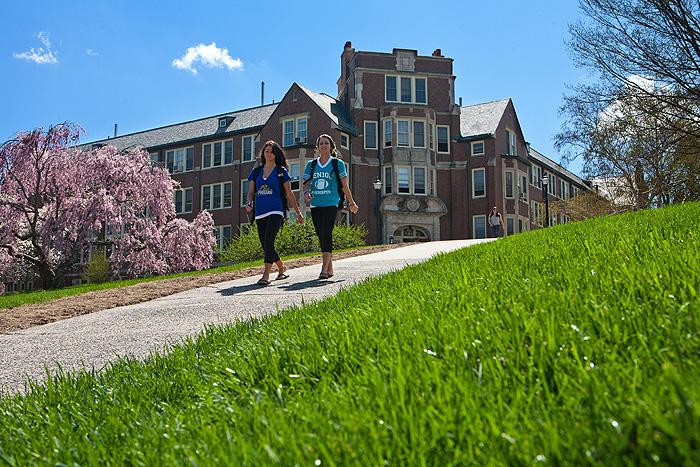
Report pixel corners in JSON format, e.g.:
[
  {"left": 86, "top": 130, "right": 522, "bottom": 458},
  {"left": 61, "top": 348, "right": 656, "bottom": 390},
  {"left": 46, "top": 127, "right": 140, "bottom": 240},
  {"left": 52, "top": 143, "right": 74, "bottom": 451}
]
[{"left": 1, "top": 244, "right": 405, "bottom": 334}]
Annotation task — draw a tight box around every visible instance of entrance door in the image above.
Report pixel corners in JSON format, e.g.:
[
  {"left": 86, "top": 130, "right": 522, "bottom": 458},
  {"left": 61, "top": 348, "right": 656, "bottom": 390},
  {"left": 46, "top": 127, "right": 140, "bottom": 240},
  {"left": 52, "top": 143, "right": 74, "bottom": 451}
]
[{"left": 393, "top": 226, "right": 430, "bottom": 243}]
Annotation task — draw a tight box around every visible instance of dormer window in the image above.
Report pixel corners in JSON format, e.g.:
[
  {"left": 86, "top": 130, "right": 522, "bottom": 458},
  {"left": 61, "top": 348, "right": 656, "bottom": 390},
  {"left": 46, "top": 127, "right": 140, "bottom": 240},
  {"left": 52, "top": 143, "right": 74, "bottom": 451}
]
[{"left": 218, "top": 117, "right": 229, "bottom": 128}]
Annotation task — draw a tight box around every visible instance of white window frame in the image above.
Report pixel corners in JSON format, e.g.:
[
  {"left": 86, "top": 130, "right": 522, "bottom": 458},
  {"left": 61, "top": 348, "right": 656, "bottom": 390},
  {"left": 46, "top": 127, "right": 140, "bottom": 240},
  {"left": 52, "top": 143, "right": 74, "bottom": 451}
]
[
  {"left": 397, "top": 166, "right": 411, "bottom": 194},
  {"left": 166, "top": 146, "right": 194, "bottom": 174},
  {"left": 364, "top": 121, "right": 378, "bottom": 149},
  {"left": 384, "top": 166, "right": 392, "bottom": 195},
  {"left": 173, "top": 187, "right": 193, "bottom": 214},
  {"left": 505, "top": 129, "right": 517, "bottom": 156},
  {"left": 397, "top": 119, "right": 410, "bottom": 147},
  {"left": 412, "top": 120, "right": 426, "bottom": 148},
  {"left": 240, "top": 180, "right": 250, "bottom": 207},
  {"left": 213, "top": 225, "right": 232, "bottom": 250},
  {"left": 473, "top": 215, "right": 487, "bottom": 239},
  {"left": 340, "top": 133, "right": 349, "bottom": 149},
  {"left": 281, "top": 115, "right": 308, "bottom": 147},
  {"left": 201, "top": 182, "right": 233, "bottom": 211},
  {"left": 437, "top": 126, "right": 450, "bottom": 153},
  {"left": 413, "top": 167, "right": 427, "bottom": 195},
  {"left": 505, "top": 170, "right": 514, "bottom": 199},
  {"left": 472, "top": 168, "right": 486, "bottom": 198},
  {"left": 289, "top": 161, "right": 300, "bottom": 191},
  {"left": 241, "top": 135, "right": 255, "bottom": 162},
  {"left": 385, "top": 75, "right": 428, "bottom": 105},
  {"left": 202, "top": 139, "right": 234, "bottom": 169},
  {"left": 471, "top": 140, "right": 485, "bottom": 156},
  {"left": 383, "top": 119, "right": 392, "bottom": 147},
  {"left": 506, "top": 216, "right": 515, "bottom": 236}
]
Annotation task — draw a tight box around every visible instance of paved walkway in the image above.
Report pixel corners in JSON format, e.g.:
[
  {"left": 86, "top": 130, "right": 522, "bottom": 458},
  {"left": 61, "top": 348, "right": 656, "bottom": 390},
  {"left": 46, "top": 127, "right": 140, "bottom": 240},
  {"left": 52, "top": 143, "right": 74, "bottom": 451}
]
[{"left": 0, "top": 239, "right": 493, "bottom": 394}]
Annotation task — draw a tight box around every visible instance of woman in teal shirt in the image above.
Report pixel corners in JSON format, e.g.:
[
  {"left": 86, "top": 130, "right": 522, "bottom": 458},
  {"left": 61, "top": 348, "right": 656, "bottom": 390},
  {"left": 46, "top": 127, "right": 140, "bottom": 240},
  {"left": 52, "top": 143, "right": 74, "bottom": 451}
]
[{"left": 303, "top": 134, "right": 359, "bottom": 279}]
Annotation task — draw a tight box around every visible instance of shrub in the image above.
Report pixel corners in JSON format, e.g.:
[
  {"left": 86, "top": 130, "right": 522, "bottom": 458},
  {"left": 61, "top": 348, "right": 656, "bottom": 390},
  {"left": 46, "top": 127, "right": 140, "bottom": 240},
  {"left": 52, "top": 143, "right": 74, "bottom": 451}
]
[
  {"left": 83, "top": 251, "right": 112, "bottom": 284},
  {"left": 219, "top": 220, "right": 367, "bottom": 263}
]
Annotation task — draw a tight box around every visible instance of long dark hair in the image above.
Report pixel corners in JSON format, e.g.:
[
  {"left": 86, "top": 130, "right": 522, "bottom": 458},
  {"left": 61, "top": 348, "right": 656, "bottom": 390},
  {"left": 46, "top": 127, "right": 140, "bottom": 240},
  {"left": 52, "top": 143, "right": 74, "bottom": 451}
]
[
  {"left": 257, "top": 140, "right": 288, "bottom": 169},
  {"left": 316, "top": 133, "right": 340, "bottom": 157}
]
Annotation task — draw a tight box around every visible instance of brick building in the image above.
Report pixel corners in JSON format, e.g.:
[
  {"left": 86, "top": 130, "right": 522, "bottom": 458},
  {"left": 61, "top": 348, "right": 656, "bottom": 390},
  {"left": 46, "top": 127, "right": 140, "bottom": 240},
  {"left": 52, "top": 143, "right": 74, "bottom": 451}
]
[{"left": 86, "top": 42, "right": 591, "bottom": 249}]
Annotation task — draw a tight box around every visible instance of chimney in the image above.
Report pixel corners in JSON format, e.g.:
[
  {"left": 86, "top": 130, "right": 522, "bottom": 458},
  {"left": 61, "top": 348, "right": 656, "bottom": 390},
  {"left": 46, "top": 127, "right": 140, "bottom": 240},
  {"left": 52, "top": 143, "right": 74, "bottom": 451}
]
[
  {"left": 344, "top": 41, "right": 352, "bottom": 49},
  {"left": 459, "top": 97, "right": 463, "bottom": 106},
  {"left": 261, "top": 81, "right": 265, "bottom": 106},
  {"left": 114, "top": 123, "right": 118, "bottom": 137},
  {"left": 432, "top": 48, "right": 443, "bottom": 57}
]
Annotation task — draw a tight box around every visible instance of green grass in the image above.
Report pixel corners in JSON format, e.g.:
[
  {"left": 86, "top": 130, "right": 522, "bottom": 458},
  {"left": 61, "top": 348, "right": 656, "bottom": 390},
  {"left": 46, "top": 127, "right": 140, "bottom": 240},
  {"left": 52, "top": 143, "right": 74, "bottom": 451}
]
[
  {"left": 0, "top": 203, "right": 698, "bottom": 465},
  {"left": 0, "top": 246, "right": 375, "bottom": 310}
]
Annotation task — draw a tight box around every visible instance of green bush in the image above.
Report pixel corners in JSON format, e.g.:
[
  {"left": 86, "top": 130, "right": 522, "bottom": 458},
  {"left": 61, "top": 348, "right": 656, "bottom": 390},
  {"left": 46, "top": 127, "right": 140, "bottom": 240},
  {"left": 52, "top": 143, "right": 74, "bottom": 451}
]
[
  {"left": 219, "top": 220, "right": 367, "bottom": 263},
  {"left": 83, "top": 250, "right": 111, "bottom": 284}
]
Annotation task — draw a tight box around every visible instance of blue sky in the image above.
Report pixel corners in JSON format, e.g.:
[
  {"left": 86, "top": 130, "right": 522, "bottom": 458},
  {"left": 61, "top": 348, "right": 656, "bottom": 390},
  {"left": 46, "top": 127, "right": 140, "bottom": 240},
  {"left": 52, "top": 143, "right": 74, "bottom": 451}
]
[{"left": 3, "top": 0, "right": 586, "bottom": 174}]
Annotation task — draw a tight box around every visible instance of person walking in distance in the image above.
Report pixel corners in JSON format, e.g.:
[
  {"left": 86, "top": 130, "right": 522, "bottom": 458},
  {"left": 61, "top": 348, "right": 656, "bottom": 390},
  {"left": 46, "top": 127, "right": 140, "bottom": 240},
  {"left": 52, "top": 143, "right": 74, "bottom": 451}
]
[
  {"left": 488, "top": 206, "right": 504, "bottom": 238},
  {"left": 303, "top": 134, "right": 359, "bottom": 279},
  {"left": 245, "top": 141, "right": 303, "bottom": 286}
]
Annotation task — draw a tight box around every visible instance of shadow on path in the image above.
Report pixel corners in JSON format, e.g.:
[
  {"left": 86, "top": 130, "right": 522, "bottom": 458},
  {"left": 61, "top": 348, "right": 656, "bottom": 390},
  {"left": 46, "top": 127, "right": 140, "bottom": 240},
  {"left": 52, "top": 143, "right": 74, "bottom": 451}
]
[{"left": 278, "top": 278, "right": 345, "bottom": 291}]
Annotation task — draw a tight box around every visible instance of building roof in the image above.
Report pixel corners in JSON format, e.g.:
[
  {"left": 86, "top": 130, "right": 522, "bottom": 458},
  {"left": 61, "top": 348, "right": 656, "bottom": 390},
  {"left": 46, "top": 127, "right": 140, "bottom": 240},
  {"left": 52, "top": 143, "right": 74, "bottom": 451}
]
[
  {"left": 297, "top": 84, "right": 358, "bottom": 135},
  {"left": 528, "top": 147, "right": 588, "bottom": 187},
  {"left": 84, "top": 103, "right": 279, "bottom": 151},
  {"left": 459, "top": 98, "right": 510, "bottom": 139}
]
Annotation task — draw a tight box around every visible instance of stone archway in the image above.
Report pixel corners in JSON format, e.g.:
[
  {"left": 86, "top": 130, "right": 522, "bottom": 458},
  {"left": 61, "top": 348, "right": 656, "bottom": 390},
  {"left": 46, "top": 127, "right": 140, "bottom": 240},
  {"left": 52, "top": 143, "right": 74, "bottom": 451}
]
[{"left": 392, "top": 225, "right": 431, "bottom": 243}]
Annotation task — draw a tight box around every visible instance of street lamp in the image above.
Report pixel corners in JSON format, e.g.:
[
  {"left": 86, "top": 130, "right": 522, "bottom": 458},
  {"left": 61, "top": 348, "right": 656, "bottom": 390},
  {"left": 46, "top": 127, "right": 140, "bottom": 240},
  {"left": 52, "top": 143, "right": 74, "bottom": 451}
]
[
  {"left": 542, "top": 174, "right": 550, "bottom": 227},
  {"left": 373, "top": 178, "right": 383, "bottom": 244}
]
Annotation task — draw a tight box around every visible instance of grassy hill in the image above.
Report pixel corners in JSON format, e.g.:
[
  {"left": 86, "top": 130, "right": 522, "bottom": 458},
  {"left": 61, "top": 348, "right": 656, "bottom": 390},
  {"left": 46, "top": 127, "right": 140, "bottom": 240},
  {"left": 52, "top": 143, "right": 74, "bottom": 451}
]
[{"left": 0, "top": 203, "right": 698, "bottom": 465}]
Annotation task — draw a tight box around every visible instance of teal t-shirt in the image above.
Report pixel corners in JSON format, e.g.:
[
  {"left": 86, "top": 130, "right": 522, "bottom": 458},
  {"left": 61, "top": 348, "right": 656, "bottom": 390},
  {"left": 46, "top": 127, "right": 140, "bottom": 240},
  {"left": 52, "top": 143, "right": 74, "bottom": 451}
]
[{"left": 303, "top": 157, "right": 347, "bottom": 208}]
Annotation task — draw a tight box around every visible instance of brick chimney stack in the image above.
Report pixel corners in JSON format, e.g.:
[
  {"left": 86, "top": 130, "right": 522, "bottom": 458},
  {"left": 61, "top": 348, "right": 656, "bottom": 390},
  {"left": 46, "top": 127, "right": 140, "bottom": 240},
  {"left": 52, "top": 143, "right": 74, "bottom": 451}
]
[
  {"left": 432, "top": 48, "right": 443, "bottom": 57},
  {"left": 345, "top": 41, "right": 352, "bottom": 49}
]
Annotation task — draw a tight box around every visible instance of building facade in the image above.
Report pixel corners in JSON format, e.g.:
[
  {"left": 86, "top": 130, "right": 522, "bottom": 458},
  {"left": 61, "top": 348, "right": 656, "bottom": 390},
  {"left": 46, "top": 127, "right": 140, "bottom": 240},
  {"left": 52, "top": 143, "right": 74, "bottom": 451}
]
[{"left": 87, "top": 42, "right": 591, "bottom": 249}]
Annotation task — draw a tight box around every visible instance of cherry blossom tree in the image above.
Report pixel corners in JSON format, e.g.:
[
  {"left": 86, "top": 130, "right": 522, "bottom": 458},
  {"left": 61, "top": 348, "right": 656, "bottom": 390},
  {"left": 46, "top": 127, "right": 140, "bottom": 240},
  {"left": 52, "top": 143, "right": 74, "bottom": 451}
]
[{"left": 0, "top": 123, "right": 215, "bottom": 292}]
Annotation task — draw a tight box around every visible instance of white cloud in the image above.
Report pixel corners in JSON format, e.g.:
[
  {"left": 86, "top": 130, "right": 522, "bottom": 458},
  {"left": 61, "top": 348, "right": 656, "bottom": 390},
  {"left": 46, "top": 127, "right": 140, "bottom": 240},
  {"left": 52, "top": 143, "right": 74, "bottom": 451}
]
[
  {"left": 85, "top": 48, "right": 99, "bottom": 56},
  {"left": 13, "top": 32, "right": 58, "bottom": 64},
  {"left": 171, "top": 42, "right": 243, "bottom": 75}
]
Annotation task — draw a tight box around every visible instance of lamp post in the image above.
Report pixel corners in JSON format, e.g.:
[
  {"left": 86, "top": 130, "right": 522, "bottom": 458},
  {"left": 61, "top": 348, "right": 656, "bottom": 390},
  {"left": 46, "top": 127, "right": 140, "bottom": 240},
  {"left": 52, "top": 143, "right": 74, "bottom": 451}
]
[
  {"left": 373, "top": 178, "right": 383, "bottom": 244},
  {"left": 542, "top": 174, "right": 550, "bottom": 227}
]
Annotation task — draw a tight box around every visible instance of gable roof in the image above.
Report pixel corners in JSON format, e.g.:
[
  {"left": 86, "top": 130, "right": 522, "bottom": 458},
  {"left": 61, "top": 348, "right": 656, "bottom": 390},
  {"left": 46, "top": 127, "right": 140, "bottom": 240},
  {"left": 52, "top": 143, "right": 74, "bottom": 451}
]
[
  {"left": 528, "top": 147, "right": 589, "bottom": 188},
  {"left": 84, "top": 103, "right": 279, "bottom": 151},
  {"left": 297, "top": 84, "right": 358, "bottom": 135},
  {"left": 459, "top": 98, "right": 510, "bottom": 139}
]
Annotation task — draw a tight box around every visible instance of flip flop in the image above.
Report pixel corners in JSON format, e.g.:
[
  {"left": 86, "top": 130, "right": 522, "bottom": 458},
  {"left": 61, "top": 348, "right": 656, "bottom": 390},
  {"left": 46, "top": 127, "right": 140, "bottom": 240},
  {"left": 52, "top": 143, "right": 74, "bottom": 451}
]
[
  {"left": 256, "top": 279, "right": 271, "bottom": 286},
  {"left": 275, "top": 273, "right": 289, "bottom": 280}
]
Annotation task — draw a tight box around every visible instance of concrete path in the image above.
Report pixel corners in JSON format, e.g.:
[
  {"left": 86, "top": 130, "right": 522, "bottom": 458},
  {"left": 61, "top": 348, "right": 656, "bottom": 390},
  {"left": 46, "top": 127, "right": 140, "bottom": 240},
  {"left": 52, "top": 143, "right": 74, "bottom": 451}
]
[{"left": 0, "top": 239, "right": 493, "bottom": 394}]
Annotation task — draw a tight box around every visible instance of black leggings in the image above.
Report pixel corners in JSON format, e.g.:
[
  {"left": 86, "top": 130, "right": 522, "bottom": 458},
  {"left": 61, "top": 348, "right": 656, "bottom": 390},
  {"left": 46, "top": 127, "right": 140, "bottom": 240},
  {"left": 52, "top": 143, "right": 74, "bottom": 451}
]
[
  {"left": 256, "top": 214, "right": 284, "bottom": 264},
  {"left": 311, "top": 206, "right": 338, "bottom": 253}
]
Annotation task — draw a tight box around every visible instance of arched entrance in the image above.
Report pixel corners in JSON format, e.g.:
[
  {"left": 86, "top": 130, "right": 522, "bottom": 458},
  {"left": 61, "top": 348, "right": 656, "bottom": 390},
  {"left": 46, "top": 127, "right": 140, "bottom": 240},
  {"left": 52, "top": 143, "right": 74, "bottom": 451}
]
[{"left": 392, "top": 225, "right": 431, "bottom": 243}]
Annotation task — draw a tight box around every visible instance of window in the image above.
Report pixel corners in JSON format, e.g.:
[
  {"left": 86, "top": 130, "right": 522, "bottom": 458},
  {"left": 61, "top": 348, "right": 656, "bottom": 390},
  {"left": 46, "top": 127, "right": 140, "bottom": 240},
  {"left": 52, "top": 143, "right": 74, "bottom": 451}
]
[
  {"left": 397, "top": 120, "right": 410, "bottom": 147},
  {"left": 202, "top": 182, "right": 233, "bottom": 211},
  {"left": 213, "top": 225, "right": 232, "bottom": 250},
  {"left": 472, "top": 168, "right": 485, "bottom": 198},
  {"left": 561, "top": 180, "right": 570, "bottom": 199},
  {"left": 397, "top": 167, "right": 410, "bottom": 193},
  {"left": 289, "top": 162, "right": 300, "bottom": 190},
  {"left": 202, "top": 140, "right": 233, "bottom": 169},
  {"left": 473, "top": 215, "right": 487, "bottom": 239},
  {"left": 413, "top": 121, "right": 425, "bottom": 148},
  {"left": 384, "top": 166, "right": 392, "bottom": 194},
  {"left": 415, "top": 78, "right": 426, "bottom": 104},
  {"left": 505, "top": 171, "right": 514, "bottom": 198},
  {"left": 385, "top": 76, "right": 397, "bottom": 102},
  {"left": 471, "top": 141, "right": 485, "bottom": 155},
  {"left": 282, "top": 116, "right": 307, "bottom": 146},
  {"left": 506, "top": 218, "right": 515, "bottom": 235},
  {"left": 414, "top": 167, "right": 426, "bottom": 195},
  {"left": 364, "top": 121, "right": 378, "bottom": 149},
  {"left": 340, "top": 133, "right": 349, "bottom": 149},
  {"left": 149, "top": 152, "right": 159, "bottom": 164},
  {"left": 429, "top": 123, "right": 434, "bottom": 150},
  {"left": 218, "top": 117, "right": 228, "bottom": 128},
  {"left": 521, "top": 175, "right": 528, "bottom": 200},
  {"left": 384, "top": 119, "right": 392, "bottom": 147},
  {"left": 546, "top": 173, "right": 556, "bottom": 196},
  {"left": 166, "top": 147, "right": 194, "bottom": 173},
  {"left": 241, "top": 180, "right": 250, "bottom": 206},
  {"left": 505, "top": 129, "right": 517, "bottom": 156},
  {"left": 386, "top": 75, "right": 428, "bottom": 105},
  {"left": 437, "top": 126, "right": 449, "bottom": 153},
  {"left": 531, "top": 165, "right": 542, "bottom": 188},
  {"left": 242, "top": 135, "right": 254, "bottom": 162},
  {"left": 174, "top": 188, "right": 193, "bottom": 214}
]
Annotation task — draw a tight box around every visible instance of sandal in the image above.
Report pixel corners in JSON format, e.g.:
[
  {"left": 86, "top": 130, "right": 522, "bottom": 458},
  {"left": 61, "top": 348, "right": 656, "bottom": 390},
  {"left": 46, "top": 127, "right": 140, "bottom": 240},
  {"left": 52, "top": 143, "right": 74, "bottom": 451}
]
[
  {"left": 275, "top": 273, "right": 289, "bottom": 280},
  {"left": 318, "top": 272, "right": 334, "bottom": 280},
  {"left": 256, "top": 279, "right": 271, "bottom": 286}
]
